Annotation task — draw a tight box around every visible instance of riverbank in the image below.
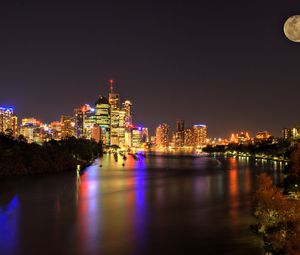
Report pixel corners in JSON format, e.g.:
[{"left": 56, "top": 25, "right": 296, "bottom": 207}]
[{"left": 0, "top": 135, "right": 102, "bottom": 177}]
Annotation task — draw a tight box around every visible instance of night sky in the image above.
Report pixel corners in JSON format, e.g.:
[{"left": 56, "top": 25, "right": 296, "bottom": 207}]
[{"left": 1, "top": 0, "right": 300, "bottom": 137}]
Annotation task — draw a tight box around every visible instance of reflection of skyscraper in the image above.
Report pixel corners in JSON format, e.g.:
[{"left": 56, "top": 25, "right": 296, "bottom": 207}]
[
  {"left": 193, "top": 124, "right": 207, "bottom": 148},
  {"left": 95, "top": 96, "right": 111, "bottom": 145},
  {"left": 156, "top": 123, "right": 169, "bottom": 149}
]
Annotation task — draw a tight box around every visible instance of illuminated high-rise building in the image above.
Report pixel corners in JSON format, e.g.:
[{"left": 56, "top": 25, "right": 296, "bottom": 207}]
[
  {"left": 282, "top": 127, "right": 300, "bottom": 140},
  {"left": 61, "top": 115, "right": 75, "bottom": 138},
  {"left": 156, "top": 123, "right": 169, "bottom": 149},
  {"left": 176, "top": 120, "right": 185, "bottom": 132},
  {"left": 184, "top": 128, "right": 194, "bottom": 147},
  {"left": 95, "top": 96, "right": 111, "bottom": 145},
  {"left": 142, "top": 127, "right": 149, "bottom": 143},
  {"left": 19, "top": 117, "right": 44, "bottom": 143},
  {"left": 49, "top": 121, "right": 62, "bottom": 140},
  {"left": 193, "top": 124, "right": 207, "bottom": 148},
  {"left": 74, "top": 104, "right": 88, "bottom": 138},
  {"left": 122, "top": 100, "right": 133, "bottom": 127},
  {"left": 131, "top": 127, "right": 143, "bottom": 148},
  {"left": 91, "top": 124, "right": 101, "bottom": 143},
  {"left": 74, "top": 104, "right": 96, "bottom": 138},
  {"left": 108, "top": 80, "right": 120, "bottom": 110},
  {"left": 0, "top": 107, "right": 18, "bottom": 137}
]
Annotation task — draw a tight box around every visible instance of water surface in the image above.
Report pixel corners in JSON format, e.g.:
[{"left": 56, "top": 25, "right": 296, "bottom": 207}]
[{"left": 0, "top": 155, "right": 284, "bottom": 255}]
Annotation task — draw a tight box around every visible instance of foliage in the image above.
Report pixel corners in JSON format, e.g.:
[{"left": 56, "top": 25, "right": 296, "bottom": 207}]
[
  {"left": 283, "top": 143, "right": 300, "bottom": 193},
  {"left": 254, "top": 173, "right": 300, "bottom": 255},
  {"left": 0, "top": 134, "right": 103, "bottom": 176},
  {"left": 203, "top": 139, "right": 292, "bottom": 157}
]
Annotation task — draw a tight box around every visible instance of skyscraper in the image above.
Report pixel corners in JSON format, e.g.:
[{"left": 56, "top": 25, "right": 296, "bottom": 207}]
[
  {"left": 175, "top": 120, "right": 185, "bottom": 148},
  {"left": 108, "top": 80, "right": 120, "bottom": 110},
  {"left": 0, "top": 107, "right": 18, "bottom": 137},
  {"left": 131, "top": 127, "right": 143, "bottom": 148},
  {"left": 193, "top": 124, "right": 207, "bottom": 149},
  {"left": 156, "top": 123, "right": 169, "bottom": 150},
  {"left": 176, "top": 120, "right": 185, "bottom": 132},
  {"left": 122, "top": 100, "right": 133, "bottom": 127},
  {"left": 61, "top": 115, "right": 75, "bottom": 138},
  {"left": 95, "top": 96, "right": 111, "bottom": 145},
  {"left": 74, "top": 104, "right": 94, "bottom": 138},
  {"left": 184, "top": 128, "right": 194, "bottom": 147}
]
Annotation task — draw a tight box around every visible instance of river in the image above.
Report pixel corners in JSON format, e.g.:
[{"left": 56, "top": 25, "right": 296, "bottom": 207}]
[{"left": 0, "top": 154, "right": 285, "bottom": 255}]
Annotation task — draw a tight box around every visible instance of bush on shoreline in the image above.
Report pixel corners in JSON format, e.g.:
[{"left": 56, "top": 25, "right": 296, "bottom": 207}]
[{"left": 0, "top": 134, "right": 103, "bottom": 176}]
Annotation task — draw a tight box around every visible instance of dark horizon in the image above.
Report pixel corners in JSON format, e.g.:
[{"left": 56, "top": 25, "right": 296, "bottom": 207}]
[{"left": 1, "top": 0, "right": 300, "bottom": 137}]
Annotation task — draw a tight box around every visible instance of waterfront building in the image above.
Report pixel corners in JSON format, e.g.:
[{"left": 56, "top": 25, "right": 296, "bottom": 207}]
[
  {"left": 61, "top": 115, "right": 75, "bottom": 138},
  {"left": 175, "top": 120, "right": 185, "bottom": 148},
  {"left": 230, "top": 131, "right": 251, "bottom": 144},
  {"left": 193, "top": 124, "right": 207, "bottom": 149},
  {"left": 156, "top": 123, "right": 169, "bottom": 149},
  {"left": 0, "top": 107, "right": 18, "bottom": 137},
  {"left": 282, "top": 127, "right": 300, "bottom": 140},
  {"left": 255, "top": 131, "right": 271, "bottom": 141},
  {"left": 131, "top": 127, "right": 143, "bottom": 148},
  {"left": 95, "top": 96, "right": 111, "bottom": 145},
  {"left": 110, "top": 109, "right": 126, "bottom": 146},
  {"left": 206, "top": 138, "right": 229, "bottom": 146},
  {"left": 184, "top": 128, "right": 194, "bottom": 148}
]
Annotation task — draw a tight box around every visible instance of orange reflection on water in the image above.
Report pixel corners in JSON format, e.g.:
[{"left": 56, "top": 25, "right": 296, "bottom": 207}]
[
  {"left": 228, "top": 157, "right": 238, "bottom": 197},
  {"left": 228, "top": 157, "right": 239, "bottom": 226}
]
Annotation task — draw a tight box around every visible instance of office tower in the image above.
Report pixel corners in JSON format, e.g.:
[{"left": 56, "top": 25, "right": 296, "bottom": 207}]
[
  {"left": 122, "top": 100, "right": 133, "bottom": 127},
  {"left": 131, "top": 127, "right": 143, "bottom": 148},
  {"left": 142, "top": 127, "right": 149, "bottom": 143},
  {"left": 61, "top": 115, "right": 75, "bottom": 139},
  {"left": 74, "top": 104, "right": 92, "bottom": 138},
  {"left": 108, "top": 80, "right": 120, "bottom": 110},
  {"left": 184, "top": 128, "right": 194, "bottom": 147},
  {"left": 156, "top": 123, "right": 169, "bottom": 149},
  {"left": 282, "top": 127, "right": 300, "bottom": 140},
  {"left": 91, "top": 124, "right": 101, "bottom": 143},
  {"left": 193, "top": 124, "right": 207, "bottom": 148},
  {"left": 176, "top": 120, "right": 185, "bottom": 132},
  {"left": 174, "top": 120, "right": 184, "bottom": 148},
  {"left": 49, "top": 121, "right": 62, "bottom": 140},
  {"left": 95, "top": 96, "right": 111, "bottom": 145},
  {"left": 0, "top": 106, "right": 18, "bottom": 137},
  {"left": 110, "top": 109, "right": 120, "bottom": 146}
]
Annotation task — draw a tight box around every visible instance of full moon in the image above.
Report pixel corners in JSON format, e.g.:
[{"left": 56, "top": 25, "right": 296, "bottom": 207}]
[{"left": 284, "top": 15, "right": 300, "bottom": 42}]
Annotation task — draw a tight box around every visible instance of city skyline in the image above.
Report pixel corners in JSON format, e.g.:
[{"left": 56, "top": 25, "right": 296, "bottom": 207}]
[{"left": 1, "top": 1, "right": 300, "bottom": 138}]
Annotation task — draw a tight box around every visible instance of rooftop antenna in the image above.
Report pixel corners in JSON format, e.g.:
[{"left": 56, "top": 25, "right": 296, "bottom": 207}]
[{"left": 109, "top": 79, "right": 114, "bottom": 93}]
